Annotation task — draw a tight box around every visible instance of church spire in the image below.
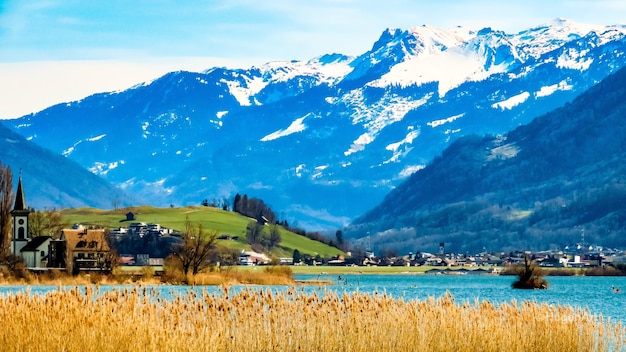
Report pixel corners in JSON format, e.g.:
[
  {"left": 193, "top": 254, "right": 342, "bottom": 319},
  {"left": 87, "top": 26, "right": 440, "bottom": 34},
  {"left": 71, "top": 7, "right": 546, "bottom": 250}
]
[{"left": 13, "top": 173, "right": 27, "bottom": 212}]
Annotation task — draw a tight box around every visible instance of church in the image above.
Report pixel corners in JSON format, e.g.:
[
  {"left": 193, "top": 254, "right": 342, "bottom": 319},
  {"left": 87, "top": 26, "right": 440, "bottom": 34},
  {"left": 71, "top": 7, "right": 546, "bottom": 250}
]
[{"left": 9, "top": 176, "right": 111, "bottom": 274}]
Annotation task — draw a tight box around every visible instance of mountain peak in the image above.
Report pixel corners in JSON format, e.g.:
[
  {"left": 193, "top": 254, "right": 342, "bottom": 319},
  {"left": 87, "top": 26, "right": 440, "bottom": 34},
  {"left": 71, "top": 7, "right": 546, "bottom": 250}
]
[{"left": 371, "top": 28, "right": 404, "bottom": 51}]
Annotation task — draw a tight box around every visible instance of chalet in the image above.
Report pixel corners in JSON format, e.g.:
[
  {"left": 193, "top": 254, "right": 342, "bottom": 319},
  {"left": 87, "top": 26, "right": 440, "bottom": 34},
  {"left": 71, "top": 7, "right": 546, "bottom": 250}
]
[
  {"left": 61, "top": 228, "right": 111, "bottom": 274},
  {"left": 239, "top": 250, "right": 270, "bottom": 265}
]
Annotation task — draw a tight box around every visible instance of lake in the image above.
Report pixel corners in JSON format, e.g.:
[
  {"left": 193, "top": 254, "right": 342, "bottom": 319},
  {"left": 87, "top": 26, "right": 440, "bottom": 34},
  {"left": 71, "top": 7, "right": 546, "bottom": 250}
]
[
  {"left": 1, "top": 274, "right": 625, "bottom": 323},
  {"left": 297, "top": 273, "right": 626, "bottom": 323}
]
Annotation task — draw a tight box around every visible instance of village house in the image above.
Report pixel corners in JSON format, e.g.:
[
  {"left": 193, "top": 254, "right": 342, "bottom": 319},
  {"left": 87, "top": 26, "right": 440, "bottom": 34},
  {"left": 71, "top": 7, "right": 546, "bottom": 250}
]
[
  {"left": 239, "top": 250, "right": 270, "bottom": 265},
  {"left": 20, "top": 236, "right": 52, "bottom": 269},
  {"left": 61, "top": 228, "right": 111, "bottom": 274}
]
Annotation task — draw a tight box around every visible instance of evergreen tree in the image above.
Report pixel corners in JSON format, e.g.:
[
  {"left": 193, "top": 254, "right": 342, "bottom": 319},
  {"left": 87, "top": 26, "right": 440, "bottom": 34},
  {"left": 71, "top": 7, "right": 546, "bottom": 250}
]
[
  {"left": 233, "top": 193, "right": 241, "bottom": 213},
  {"left": 335, "top": 230, "right": 343, "bottom": 245},
  {"left": 292, "top": 249, "right": 302, "bottom": 264}
]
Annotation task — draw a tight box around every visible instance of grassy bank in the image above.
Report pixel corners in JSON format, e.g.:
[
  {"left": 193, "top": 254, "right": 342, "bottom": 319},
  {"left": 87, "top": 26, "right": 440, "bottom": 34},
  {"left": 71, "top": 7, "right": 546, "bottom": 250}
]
[
  {"left": 0, "top": 286, "right": 622, "bottom": 351},
  {"left": 60, "top": 206, "right": 344, "bottom": 258}
]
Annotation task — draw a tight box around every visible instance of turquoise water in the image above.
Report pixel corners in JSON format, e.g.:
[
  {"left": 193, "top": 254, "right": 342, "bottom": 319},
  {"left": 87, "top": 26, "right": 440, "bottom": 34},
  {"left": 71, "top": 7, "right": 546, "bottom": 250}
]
[
  {"left": 297, "top": 274, "right": 626, "bottom": 323},
  {"left": 1, "top": 274, "right": 625, "bottom": 323}
]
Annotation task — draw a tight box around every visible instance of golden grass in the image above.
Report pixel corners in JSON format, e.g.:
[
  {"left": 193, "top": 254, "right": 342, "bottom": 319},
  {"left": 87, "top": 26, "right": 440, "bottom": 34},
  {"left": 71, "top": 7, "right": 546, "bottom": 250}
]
[
  {"left": 172, "top": 266, "right": 294, "bottom": 286},
  {"left": 0, "top": 266, "right": 295, "bottom": 286},
  {"left": 0, "top": 286, "right": 623, "bottom": 352}
]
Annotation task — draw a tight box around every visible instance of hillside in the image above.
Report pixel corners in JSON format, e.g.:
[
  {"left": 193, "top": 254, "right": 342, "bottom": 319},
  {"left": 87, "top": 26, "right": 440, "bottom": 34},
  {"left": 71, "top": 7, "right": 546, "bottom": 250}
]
[
  {"left": 7, "top": 19, "right": 626, "bottom": 229},
  {"left": 60, "top": 206, "right": 344, "bottom": 258},
  {"left": 0, "top": 122, "right": 134, "bottom": 209},
  {"left": 348, "top": 66, "right": 626, "bottom": 254}
]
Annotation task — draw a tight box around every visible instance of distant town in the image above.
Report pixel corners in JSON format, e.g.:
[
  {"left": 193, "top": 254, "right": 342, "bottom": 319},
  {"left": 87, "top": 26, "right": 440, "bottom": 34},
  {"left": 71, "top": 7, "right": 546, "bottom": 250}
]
[{"left": 3, "top": 175, "right": 626, "bottom": 279}]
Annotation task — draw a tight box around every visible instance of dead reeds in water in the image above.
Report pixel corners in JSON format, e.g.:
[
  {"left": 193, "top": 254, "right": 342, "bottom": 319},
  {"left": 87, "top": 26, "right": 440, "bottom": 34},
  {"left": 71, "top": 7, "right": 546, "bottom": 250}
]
[{"left": 0, "top": 286, "right": 623, "bottom": 352}]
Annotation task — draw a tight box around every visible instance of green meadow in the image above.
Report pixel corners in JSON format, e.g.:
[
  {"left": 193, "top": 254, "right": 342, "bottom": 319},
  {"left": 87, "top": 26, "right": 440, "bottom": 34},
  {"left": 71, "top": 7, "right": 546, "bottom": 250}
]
[{"left": 60, "top": 206, "right": 344, "bottom": 258}]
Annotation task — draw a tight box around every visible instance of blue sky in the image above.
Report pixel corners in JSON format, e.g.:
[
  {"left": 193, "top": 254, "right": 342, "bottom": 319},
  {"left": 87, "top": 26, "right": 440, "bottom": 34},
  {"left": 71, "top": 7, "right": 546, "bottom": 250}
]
[{"left": 1, "top": 0, "right": 626, "bottom": 118}]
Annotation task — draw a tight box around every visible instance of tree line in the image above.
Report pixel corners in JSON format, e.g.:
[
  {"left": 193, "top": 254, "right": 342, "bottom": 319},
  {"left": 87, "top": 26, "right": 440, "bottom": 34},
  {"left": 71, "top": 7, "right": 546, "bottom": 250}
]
[{"left": 232, "top": 193, "right": 346, "bottom": 251}]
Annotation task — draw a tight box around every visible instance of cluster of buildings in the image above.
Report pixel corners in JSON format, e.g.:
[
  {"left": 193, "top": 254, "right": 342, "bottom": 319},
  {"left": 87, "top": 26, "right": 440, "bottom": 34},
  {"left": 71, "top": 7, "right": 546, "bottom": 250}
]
[
  {"left": 9, "top": 177, "right": 111, "bottom": 274},
  {"left": 5, "top": 176, "right": 281, "bottom": 274},
  {"left": 110, "top": 221, "right": 176, "bottom": 267},
  {"left": 332, "top": 241, "right": 626, "bottom": 270}
]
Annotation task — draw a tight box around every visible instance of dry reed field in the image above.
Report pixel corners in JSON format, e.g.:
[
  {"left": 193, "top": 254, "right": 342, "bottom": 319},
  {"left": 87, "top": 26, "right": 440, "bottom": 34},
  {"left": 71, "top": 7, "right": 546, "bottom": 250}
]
[
  {"left": 0, "top": 265, "right": 295, "bottom": 286},
  {"left": 0, "top": 285, "right": 624, "bottom": 352}
]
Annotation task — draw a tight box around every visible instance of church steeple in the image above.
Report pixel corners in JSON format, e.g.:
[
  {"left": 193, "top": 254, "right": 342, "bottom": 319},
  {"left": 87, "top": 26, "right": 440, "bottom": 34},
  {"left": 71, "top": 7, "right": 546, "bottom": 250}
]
[
  {"left": 10, "top": 174, "right": 31, "bottom": 256},
  {"left": 13, "top": 174, "right": 27, "bottom": 211}
]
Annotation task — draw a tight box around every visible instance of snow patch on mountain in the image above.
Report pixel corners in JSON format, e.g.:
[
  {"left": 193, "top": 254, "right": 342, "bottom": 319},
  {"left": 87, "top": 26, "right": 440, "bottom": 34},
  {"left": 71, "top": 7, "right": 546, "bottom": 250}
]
[
  {"left": 258, "top": 56, "right": 354, "bottom": 85},
  {"left": 89, "top": 160, "right": 123, "bottom": 175},
  {"left": 295, "top": 164, "right": 306, "bottom": 178},
  {"left": 492, "top": 92, "right": 531, "bottom": 110},
  {"left": 86, "top": 134, "right": 106, "bottom": 142},
  {"left": 260, "top": 114, "right": 309, "bottom": 141},
  {"left": 344, "top": 88, "right": 431, "bottom": 132},
  {"left": 384, "top": 129, "right": 420, "bottom": 164},
  {"left": 509, "top": 18, "right": 603, "bottom": 60},
  {"left": 342, "top": 91, "right": 431, "bottom": 156},
  {"left": 428, "top": 113, "right": 465, "bottom": 128},
  {"left": 370, "top": 43, "right": 509, "bottom": 96},
  {"left": 386, "top": 129, "right": 420, "bottom": 153},
  {"left": 556, "top": 51, "right": 594, "bottom": 70},
  {"left": 399, "top": 164, "right": 425, "bottom": 178},
  {"left": 312, "top": 165, "right": 329, "bottom": 179},
  {"left": 63, "top": 146, "right": 75, "bottom": 156},
  {"left": 222, "top": 75, "right": 266, "bottom": 106},
  {"left": 535, "top": 80, "right": 573, "bottom": 97},
  {"left": 63, "top": 140, "right": 83, "bottom": 156},
  {"left": 344, "top": 133, "right": 374, "bottom": 156}
]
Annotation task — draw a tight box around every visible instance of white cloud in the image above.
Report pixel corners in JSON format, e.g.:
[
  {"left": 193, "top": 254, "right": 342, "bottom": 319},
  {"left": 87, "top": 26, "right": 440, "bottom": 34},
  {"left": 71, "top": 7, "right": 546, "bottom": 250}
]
[{"left": 0, "top": 57, "right": 255, "bottom": 119}]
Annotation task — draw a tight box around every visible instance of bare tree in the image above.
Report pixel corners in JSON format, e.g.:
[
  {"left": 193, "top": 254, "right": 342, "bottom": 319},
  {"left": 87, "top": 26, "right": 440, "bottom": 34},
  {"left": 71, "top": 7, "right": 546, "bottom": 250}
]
[
  {"left": 0, "top": 163, "right": 13, "bottom": 256},
  {"left": 29, "top": 209, "right": 68, "bottom": 238},
  {"left": 170, "top": 217, "right": 218, "bottom": 275},
  {"left": 269, "top": 225, "right": 281, "bottom": 249}
]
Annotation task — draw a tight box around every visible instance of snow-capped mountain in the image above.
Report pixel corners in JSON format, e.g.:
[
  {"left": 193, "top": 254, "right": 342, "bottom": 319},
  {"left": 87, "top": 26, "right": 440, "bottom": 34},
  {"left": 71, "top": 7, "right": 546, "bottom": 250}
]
[
  {"left": 349, "top": 64, "right": 626, "bottom": 253},
  {"left": 7, "top": 18, "right": 626, "bottom": 230}
]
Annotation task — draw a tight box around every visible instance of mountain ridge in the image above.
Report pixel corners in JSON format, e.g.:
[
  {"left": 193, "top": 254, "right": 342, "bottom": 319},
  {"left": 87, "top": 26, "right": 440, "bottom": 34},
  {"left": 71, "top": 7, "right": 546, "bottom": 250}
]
[
  {"left": 349, "top": 65, "right": 626, "bottom": 253},
  {"left": 0, "top": 122, "right": 134, "bottom": 209},
  {"left": 5, "top": 18, "right": 626, "bottom": 229}
]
